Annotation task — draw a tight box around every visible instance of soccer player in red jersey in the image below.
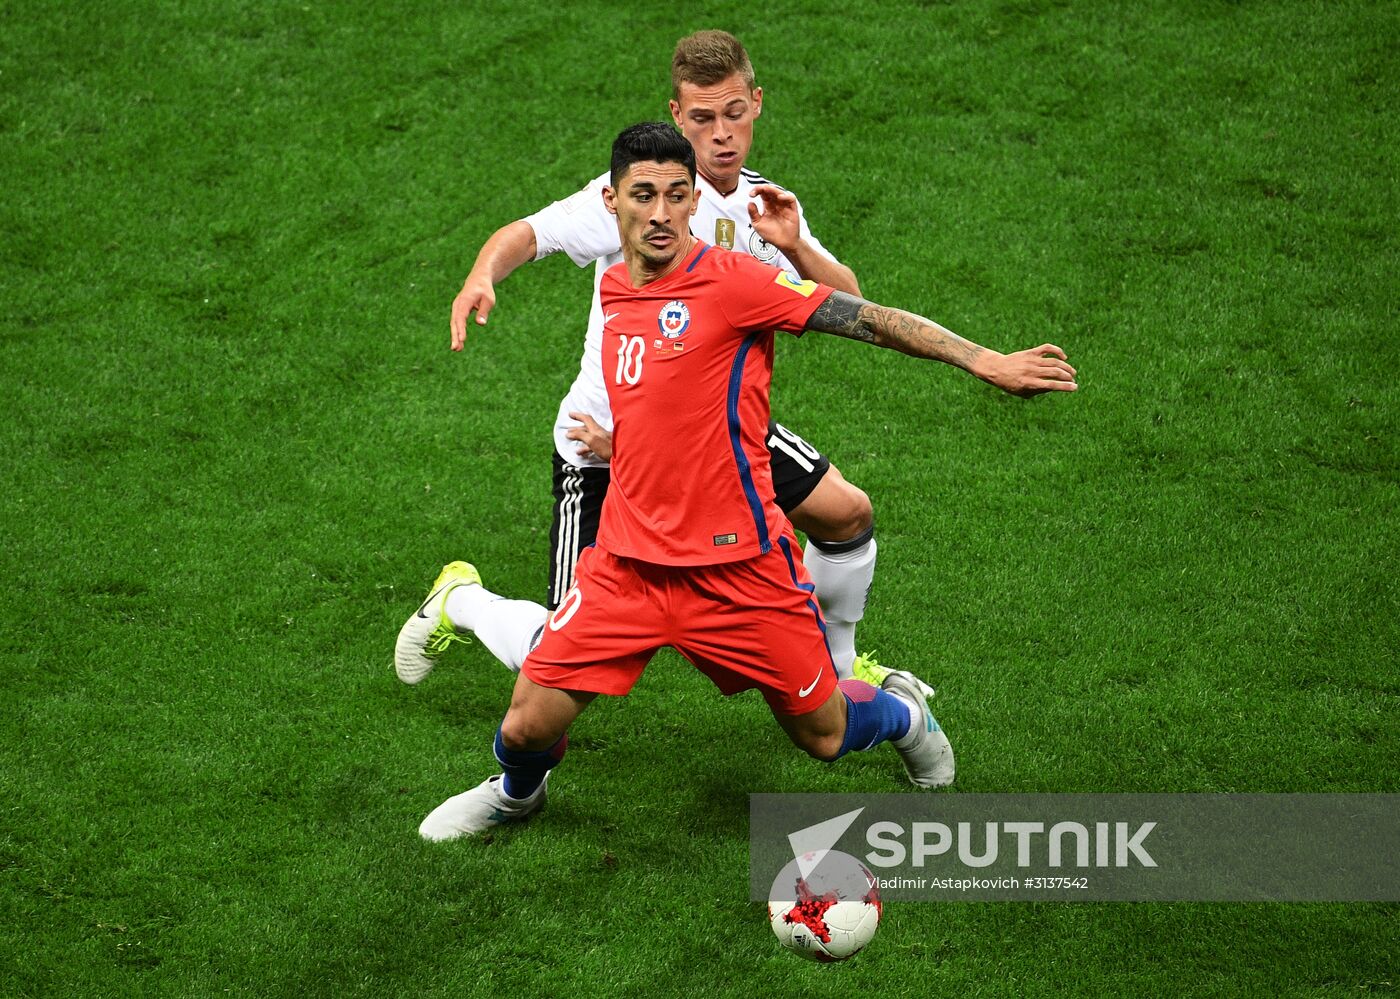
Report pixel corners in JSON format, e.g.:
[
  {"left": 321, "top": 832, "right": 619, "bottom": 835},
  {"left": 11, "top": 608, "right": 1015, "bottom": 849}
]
[
  {"left": 400, "top": 123, "right": 1078, "bottom": 840},
  {"left": 449, "top": 32, "right": 885, "bottom": 683}
]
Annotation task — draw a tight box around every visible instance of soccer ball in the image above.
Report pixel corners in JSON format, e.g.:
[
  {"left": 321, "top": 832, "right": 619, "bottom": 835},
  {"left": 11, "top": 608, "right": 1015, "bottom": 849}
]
[{"left": 767, "top": 850, "right": 882, "bottom": 962}]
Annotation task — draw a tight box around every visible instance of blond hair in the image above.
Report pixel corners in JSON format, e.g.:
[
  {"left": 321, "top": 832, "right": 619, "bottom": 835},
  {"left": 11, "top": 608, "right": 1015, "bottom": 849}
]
[{"left": 671, "top": 30, "right": 755, "bottom": 99}]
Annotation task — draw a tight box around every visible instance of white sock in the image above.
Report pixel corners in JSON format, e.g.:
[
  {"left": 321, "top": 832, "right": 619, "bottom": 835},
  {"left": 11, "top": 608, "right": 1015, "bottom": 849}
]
[
  {"left": 890, "top": 693, "right": 921, "bottom": 746},
  {"left": 804, "top": 531, "right": 877, "bottom": 679},
  {"left": 444, "top": 584, "right": 547, "bottom": 674}
]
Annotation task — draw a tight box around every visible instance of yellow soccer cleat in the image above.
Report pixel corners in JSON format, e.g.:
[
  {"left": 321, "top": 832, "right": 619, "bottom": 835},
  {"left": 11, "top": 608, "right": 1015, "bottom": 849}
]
[
  {"left": 853, "top": 651, "right": 936, "bottom": 698},
  {"left": 851, "top": 650, "right": 893, "bottom": 687},
  {"left": 394, "top": 561, "right": 480, "bottom": 685}
]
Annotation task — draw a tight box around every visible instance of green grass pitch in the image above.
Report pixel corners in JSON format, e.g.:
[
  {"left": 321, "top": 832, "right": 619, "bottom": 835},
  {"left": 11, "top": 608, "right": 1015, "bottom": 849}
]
[{"left": 2, "top": 1, "right": 1396, "bottom": 995}]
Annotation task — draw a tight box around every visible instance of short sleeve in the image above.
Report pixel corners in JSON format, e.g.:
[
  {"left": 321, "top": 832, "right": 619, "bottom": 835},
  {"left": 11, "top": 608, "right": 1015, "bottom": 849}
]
[
  {"left": 524, "top": 172, "right": 621, "bottom": 267},
  {"left": 714, "top": 251, "right": 834, "bottom": 335},
  {"left": 795, "top": 201, "right": 837, "bottom": 265}
]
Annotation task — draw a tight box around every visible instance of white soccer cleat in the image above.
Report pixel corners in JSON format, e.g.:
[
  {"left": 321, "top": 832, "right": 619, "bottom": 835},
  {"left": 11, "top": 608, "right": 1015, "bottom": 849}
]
[
  {"left": 394, "top": 561, "right": 480, "bottom": 685},
  {"left": 883, "top": 670, "right": 955, "bottom": 788},
  {"left": 418, "top": 774, "right": 549, "bottom": 842}
]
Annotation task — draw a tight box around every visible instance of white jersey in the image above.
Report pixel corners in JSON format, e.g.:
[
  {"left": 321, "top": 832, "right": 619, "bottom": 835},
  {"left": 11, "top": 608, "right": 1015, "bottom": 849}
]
[{"left": 524, "top": 167, "right": 838, "bottom": 468}]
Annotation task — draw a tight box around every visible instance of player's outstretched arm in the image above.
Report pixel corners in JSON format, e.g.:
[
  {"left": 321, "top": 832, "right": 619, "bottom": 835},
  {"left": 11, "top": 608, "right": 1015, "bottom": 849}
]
[
  {"left": 449, "top": 220, "right": 539, "bottom": 351},
  {"left": 805, "top": 291, "right": 1078, "bottom": 398}
]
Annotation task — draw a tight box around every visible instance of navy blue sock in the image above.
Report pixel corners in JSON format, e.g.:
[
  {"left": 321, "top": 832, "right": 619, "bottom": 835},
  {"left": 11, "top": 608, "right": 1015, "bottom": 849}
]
[
  {"left": 834, "top": 679, "right": 912, "bottom": 758},
  {"left": 493, "top": 727, "right": 568, "bottom": 800}
]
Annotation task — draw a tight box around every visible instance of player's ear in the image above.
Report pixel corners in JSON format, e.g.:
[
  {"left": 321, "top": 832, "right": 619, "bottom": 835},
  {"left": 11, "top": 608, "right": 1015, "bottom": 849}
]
[
  {"left": 668, "top": 99, "right": 682, "bottom": 128},
  {"left": 751, "top": 86, "right": 762, "bottom": 117},
  {"left": 603, "top": 186, "right": 617, "bottom": 216}
]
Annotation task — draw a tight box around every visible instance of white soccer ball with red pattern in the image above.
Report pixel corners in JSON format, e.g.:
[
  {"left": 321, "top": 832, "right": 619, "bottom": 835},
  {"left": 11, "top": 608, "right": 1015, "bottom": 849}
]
[{"left": 767, "top": 850, "right": 882, "bottom": 962}]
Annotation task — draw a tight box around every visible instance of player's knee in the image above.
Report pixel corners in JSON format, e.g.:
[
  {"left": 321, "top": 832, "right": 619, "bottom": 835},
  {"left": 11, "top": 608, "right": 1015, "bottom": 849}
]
[
  {"left": 785, "top": 723, "right": 845, "bottom": 763},
  {"left": 499, "top": 711, "right": 556, "bottom": 753},
  {"left": 498, "top": 714, "right": 530, "bottom": 753},
  {"left": 809, "top": 477, "right": 873, "bottom": 543},
  {"left": 796, "top": 729, "right": 845, "bottom": 763},
  {"left": 775, "top": 687, "right": 848, "bottom": 761}
]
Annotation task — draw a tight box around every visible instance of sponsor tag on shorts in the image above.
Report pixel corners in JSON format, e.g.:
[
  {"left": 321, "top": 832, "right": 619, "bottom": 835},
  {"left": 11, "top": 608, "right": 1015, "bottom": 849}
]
[{"left": 713, "top": 533, "right": 738, "bottom": 547}]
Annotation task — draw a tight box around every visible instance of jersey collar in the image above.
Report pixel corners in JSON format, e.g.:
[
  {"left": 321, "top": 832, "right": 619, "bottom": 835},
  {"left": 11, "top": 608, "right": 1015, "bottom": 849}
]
[{"left": 698, "top": 172, "right": 745, "bottom": 203}]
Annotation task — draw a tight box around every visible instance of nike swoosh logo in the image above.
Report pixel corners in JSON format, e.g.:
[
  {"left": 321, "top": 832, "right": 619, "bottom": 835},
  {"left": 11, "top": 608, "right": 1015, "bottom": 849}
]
[
  {"left": 603, "top": 312, "right": 620, "bottom": 325},
  {"left": 415, "top": 583, "right": 450, "bottom": 619},
  {"left": 798, "top": 667, "right": 825, "bottom": 698}
]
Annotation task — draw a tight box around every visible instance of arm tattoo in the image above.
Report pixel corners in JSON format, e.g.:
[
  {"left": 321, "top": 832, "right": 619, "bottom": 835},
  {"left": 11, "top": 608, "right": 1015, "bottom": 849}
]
[
  {"left": 805, "top": 291, "right": 985, "bottom": 370},
  {"left": 807, "top": 291, "right": 874, "bottom": 342}
]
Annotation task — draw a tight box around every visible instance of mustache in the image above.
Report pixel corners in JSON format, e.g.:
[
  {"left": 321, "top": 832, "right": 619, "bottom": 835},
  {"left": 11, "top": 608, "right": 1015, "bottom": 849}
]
[{"left": 643, "top": 226, "right": 676, "bottom": 239}]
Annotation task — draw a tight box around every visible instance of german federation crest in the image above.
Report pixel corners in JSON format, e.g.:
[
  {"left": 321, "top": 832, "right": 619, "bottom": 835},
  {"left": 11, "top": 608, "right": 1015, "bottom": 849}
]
[
  {"left": 658, "top": 300, "right": 690, "bottom": 339},
  {"left": 748, "top": 230, "right": 780, "bottom": 263}
]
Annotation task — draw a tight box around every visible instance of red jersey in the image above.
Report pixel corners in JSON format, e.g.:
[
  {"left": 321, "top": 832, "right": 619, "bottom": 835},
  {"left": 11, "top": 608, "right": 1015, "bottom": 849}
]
[{"left": 595, "top": 242, "right": 834, "bottom": 565}]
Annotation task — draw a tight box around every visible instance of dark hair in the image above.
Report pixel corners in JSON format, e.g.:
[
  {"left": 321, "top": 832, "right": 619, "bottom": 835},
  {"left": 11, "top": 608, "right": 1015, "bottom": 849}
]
[
  {"left": 671, "top": 30, "right": 754, "bottom": 100},
  {"left": 610, "top": 122, "right": 696, "bottom": 187}
]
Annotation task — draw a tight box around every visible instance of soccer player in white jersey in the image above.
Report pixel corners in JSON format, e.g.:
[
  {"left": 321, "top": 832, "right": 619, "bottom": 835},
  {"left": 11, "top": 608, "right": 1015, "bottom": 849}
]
[{"left": 449, "top": 31, "right": 893, "bottom": 682}]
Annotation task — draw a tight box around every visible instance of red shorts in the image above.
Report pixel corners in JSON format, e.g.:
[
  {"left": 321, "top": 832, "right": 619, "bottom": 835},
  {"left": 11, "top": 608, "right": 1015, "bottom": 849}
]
[{"left": 522, "top": 531, "right": 838, "bottom": 716}]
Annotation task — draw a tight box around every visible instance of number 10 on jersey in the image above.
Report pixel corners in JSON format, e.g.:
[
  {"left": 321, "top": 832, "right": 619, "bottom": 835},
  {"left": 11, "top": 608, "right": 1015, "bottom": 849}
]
[{"left": 616, "top": 335, "right": 644, "bottom": 385}]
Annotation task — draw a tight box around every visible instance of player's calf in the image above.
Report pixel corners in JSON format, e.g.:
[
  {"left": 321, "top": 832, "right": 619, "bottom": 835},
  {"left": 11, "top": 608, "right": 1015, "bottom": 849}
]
[
  {"left": 787, "top": 465, "right": 872, "bottom": 543},
  {"left": 776, "top": 691, "right": 848, "bottom": 762},
  {"left": 788, "top": 467, "right": 878, "bottom": 678},
  {"left": 776, "top": 680, "right": 910, "bottom": 764},
  {"left": 777, "top": 676, "right": 954, "bottom": 788},
  {"left": 498, "top": 676, "right": 595, "bottom": 752}
]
